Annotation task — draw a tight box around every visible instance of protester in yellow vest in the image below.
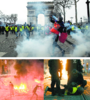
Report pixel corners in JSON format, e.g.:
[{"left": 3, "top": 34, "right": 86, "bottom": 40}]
[
  {"left": 14, "top": 25, "right": 18, "bottom": 38},
  {"left": 22, "top": 25, "right": 24, "bottom": 30},
  {"left": 25, "top": 25, "right": 30, "bottom": 39},
  {"left": 5, "top": 25, "right": 9, "bottom": 39},
  {"left": 31, "top": 26, "right": 34, "bottom": 35},
  {"left": 85, "top": 25, "right": 88, "bottom": 30},
  {"left": 44, "top": 83, "right": 84, "bottom": 96},
  {"left": 12, "top": 26, "right": 15, "bottom": 34},
  {"left": 71, "top": 26, "right": 75, "bottom": 31},
  {"left": 64, "top": 81, "right": 85, "bottom": 96},
  {"left": 32, "top": 27, "right": 34, "bottom": 30},
  {"left": 19, "top": 26, "right": 23, "bottom": 36},
  {"left": 10, "top": 26, "right": 13, "bottom": 34}
]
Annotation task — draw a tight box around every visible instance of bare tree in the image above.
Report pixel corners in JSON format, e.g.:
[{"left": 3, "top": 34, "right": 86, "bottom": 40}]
[
  {"left": 13, "top": 14, "right": 18, "bottom": 24},
  {"left": 53, "top": 0, "right": 63, "bottom": 15},
  {"left": 1, "top": 14, "right": 7, "bottom": 23},
  {"left": 7, "top": 15, "right": 12, "bottom": 24},
  {"left": 54, "top": 0, "right": 72, "bottom": 22},
  {"left": 0, "top": 10, "right": 3, "bottom": 18},
  {"left": 67, "top": 0, "right": 80, "bottom": 24},
  {"left": 6, "top": 14, "right": 18, "bottom": 24},
  {"left": 0, "top": 11, "right": 18, "bottom": 24},
  {"left": 5, "top": 15, "right": 10, "bottom": 23},
  {"left": 53, "top": 0, "right": 80, "bottom": 24},
  {"left": 7, "top": 14, "right": 15, "bottom": 24}
]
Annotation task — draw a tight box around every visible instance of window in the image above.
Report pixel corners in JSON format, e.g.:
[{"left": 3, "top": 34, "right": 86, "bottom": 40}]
[
  {"left": 29, "top": 11, "right": 34, "bottom": 15},
  {"left": 46, "top": 11, "right": 51, "bottom": 15}
]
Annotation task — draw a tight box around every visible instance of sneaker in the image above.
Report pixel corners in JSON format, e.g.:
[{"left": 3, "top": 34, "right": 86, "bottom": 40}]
[{"left": 44, "top": 86, "right": 49, "bottom": 95}]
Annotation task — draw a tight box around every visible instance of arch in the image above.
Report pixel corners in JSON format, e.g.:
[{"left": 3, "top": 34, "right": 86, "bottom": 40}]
[
  {"left": 27, "top": 1, "right": 54, "bottom": 25},
  {"left": 38, "top": 14, "right": 45, "bottom": 26}
]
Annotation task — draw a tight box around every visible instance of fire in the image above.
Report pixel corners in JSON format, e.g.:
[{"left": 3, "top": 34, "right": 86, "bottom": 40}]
[
  {"left": 14, "top": 83, "right": 28, "bottom": 93},
  {"left": 60, "top": 59, "right": 68, "bottom": 79},
  {"left": 35, "top": 79, "right": 41, "bottom": 83}
]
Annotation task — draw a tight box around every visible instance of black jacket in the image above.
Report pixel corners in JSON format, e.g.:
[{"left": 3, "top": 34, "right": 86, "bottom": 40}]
[
  {"left": 50, "top": 17, "right": 64, "bottom": 33},
  {"left": 48, "top": 60, "right": 63, "bottom": 79},
  {"left": 66, "top": 60, "right": 83, "bottom": 75}
]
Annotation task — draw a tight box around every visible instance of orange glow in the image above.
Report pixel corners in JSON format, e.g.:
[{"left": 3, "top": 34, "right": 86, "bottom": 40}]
[
  {"left": 35, "top": 79, "right": 41, "bottom": 83},
  {"left": 14, "top": 83, "right": 28, "bottom": 93},
  {"left": 58, "top": 72, "right": 60, "bottom": 77},
  {"left": 60, "top": 59, "right": 68, "bottom": 79}
]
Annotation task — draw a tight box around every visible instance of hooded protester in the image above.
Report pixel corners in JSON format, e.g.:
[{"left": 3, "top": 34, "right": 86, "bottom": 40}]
[
  {"left": 44, "top": 82, "right": 84, "bottom": 96},
  {"left": 5, "top": 25, "right": 9, "bottom": 38},
  {"left": 30, "top": 85, "right": 42, "bottom": 100},
  {"left": 9, "top": 81, "right": 14, "bottom": 96},
  {"left": 66, "top": 59, "right": 83, "bottom": 83},
  {"left": 49, "top": 12, "right": 65, "bottom": 56},
  {"left": 67, "top": 69, "right": 87, "bottom": 88},
  {"left": 50, "top": 12, "right": 64, "bottom": 42}
]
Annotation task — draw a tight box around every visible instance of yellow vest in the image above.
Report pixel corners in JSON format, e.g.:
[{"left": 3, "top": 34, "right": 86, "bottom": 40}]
[
  {"left": 71, "top": 26, "right": 75, "bottom": 31},
  {"left": 22, "top": 26, "right": 24, "bottom": 30},
  {"left": 25, "top": 26, "right": 30, "bottom": 31},
  {"left": 64, "top": 90, "right": 68, "bottom": 95},
  {"left": 10, "top": 27, "right": 13, "bottom": 30},
  {"left": 64, "top": 86, "right": 80, "bottom": 95},
  {"left": 20, "top": 28, "right": 22, "bottom": 32},
  {"left": 12, "top": 26, "right": 14, "bottom": 30},
  {"left": 15, "top": 27, "right": 17, "bottom": 32},
  {"left": 32, "top": 27, "right": 34, "bottom": 30},
  {"left": 70, "top": 86, "right": 80, "bottom": 94},
  {"left": 86, "top": 26, "right": 88, "bottom": 29},
  {"left": 5, "top": 26, "right": 9, "bottom": 31}
]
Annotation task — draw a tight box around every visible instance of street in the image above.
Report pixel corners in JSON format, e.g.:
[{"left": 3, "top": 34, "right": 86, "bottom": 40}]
[
  {"left": 0, "top": 31, "right": 76, "bottom": 57},
  {"left": 44, "top": 73, "right": 90, "bottom": 100}
]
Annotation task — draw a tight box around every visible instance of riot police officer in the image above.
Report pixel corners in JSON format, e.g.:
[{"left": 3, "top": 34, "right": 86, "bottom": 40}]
[
  {"left": 66, "top": 59, "right": 83, "bottom": 86},
  {"left": 48, "top": 59, "right": 63, "bottom": 96}
]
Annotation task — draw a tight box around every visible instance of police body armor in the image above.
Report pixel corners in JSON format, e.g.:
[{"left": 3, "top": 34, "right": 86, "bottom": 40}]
[{"left": 66, "top": 59, "right": 82, "bottom": 74}]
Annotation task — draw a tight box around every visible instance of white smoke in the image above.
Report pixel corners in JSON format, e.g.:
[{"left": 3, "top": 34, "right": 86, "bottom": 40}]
[
  {"left": 70, "top": 24, "right": 90, "bottom": 57},
  {"left": 15, "top": 34, "right": 61, "bottom": 57},
  {"left": 15, "top": 1, "right": 63, "bottom": 57}
]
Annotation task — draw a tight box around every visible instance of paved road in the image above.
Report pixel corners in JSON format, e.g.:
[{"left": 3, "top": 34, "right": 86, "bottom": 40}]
[
  {"left": 0, "top": 33, "right": 17, "bottom": 57},
  {"left": 44, "top": 74, "right": 90, "bottom": 100},
  {"left": 0, "top": 31, "right": 77, "bottom": 57}
]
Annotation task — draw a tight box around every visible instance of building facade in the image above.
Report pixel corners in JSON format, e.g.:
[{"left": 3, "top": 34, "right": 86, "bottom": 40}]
[{"left": 26, "top": 1, "right": 54, "bottom": 25}]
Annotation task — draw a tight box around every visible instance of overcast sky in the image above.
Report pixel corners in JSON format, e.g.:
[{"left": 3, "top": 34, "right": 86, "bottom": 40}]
[{"left": 0, "top": 0, "right": 88, "bottom": 24}]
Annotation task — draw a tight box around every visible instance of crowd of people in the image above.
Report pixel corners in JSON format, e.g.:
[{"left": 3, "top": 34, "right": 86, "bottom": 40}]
[
  {"left": 45, "top": 11, "right": 89, "bottom": 56},
  {"left": 44, "top": 59, "right": 87, "bottom": 96},
  {"left": 0, "top": 24, "right": 35, "bottom": 39},
  {"left": 0, "top": 11, "right": 89, "bottom": 57}
]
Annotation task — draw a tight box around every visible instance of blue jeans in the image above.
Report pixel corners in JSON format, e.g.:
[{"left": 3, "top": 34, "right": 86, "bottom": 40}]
[{"left": 26, "top": 31, "right": 30, "bottom": 39}]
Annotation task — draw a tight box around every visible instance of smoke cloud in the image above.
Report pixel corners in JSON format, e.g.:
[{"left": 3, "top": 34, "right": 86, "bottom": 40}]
[
  {"left": 70, "top": 24, "right": 90, "bottom": 57},
  {"left": 15, "top": 34, "right": 61, "bottom": 57},
  {"left": 0, "top": 60, "right": 44, "bottom": 99},
  {"left": 14, "top": 60, "right": 44, "bottom": 79},
  {"left": 15, "top": 1, "right": 61, "bottom": 57}
]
